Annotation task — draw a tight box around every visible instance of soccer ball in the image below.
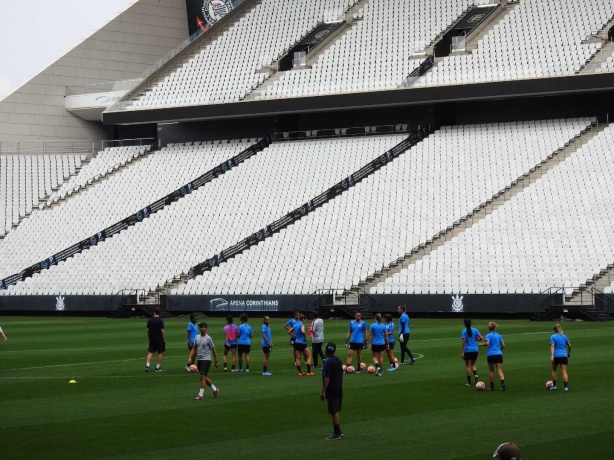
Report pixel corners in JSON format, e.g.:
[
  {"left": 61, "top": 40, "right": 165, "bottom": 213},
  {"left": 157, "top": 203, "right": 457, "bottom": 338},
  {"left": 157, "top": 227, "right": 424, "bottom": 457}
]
[
  {"left": 546, "top": 380, "right": 554, "bottom": 389},
  {"left": 367, "top": 365, "right": 376, "bottom": 374},
  {"left": 346, "top": 365, "right": 355, "bottom": 374},
  {"left": 475, "top": 381, "right": 486, "bottom": 391},
  {"left": 342, "top": 365, "right": 347, "bottom": 372},
  {"left": 360, "top": 362, "right": 367, "bottom": 370},
  {"left": 190, "top": 364, "right": 198, "bottom": 372}
]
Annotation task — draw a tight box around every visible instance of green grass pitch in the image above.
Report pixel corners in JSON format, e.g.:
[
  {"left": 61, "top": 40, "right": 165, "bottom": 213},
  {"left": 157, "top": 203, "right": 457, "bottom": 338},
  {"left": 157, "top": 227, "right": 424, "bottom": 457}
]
[{"left": 0, "top": 316, "right": 612, "bottom": 459}]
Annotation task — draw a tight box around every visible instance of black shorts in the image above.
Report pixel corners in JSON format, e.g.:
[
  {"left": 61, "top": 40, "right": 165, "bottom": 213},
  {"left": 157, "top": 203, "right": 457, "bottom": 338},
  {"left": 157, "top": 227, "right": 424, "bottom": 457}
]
[
  {"left": 553, "top": 357, "right": 568, "bottom": 365},
  {"left": 293, "top": 343, "right": 307, "bottom": 352},
  {"left": 148, "top": 339, "right": 165, "bottom": 354},
  {"left": 464, "top": 352, "right": 478, "bottom": 362},
  {"left": 262, "top": 346, "right": 272, "bottom": 354},
  {"left": 371, "top": 344, "right": 386, "bottom": 353},
  {"left": 187, "top": 343, "right": 194, "bottom": 351},
  {"left": 224, "top": 343, "right": 237, "bottom": 350},
  {"left": 197, "top": 360, "right": 211, "bottom": 376},
  {"left": 238, "top": 344, "right": 251, "bottom": 354},
  {"left": 387, "top": 342, "right": 395, "bottom": 350},
  {"left": 349, "top": 342, "right": 364, "bottom": 351},
  {"left": 487, "top": 354, "right": 503, "bottom": 364},
  {"left": 327, "top": 397, "right": 342, "bottom": 415}
]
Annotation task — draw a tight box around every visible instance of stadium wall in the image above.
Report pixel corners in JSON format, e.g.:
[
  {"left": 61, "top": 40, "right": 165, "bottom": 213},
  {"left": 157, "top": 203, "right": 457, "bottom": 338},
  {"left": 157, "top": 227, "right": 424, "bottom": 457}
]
[
  {"left": 0, "top": 0, "right": 188, "bottom": 142},
  {"left": 0, "top": 294, "right": 541, "bottom": 315}
]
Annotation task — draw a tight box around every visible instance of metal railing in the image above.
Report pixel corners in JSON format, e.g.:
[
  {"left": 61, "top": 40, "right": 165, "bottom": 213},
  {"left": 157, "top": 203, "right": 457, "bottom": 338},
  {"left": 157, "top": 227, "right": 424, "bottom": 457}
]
[{"left": 0, "top": 140, "right": 98, "bottom": 156}]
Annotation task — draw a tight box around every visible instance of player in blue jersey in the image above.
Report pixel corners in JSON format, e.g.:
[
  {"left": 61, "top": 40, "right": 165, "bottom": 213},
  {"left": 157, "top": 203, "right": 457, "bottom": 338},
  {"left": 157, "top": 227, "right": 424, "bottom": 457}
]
[
  {"left": 291, "top": 313, "right": 314, "bottom": 376},
  {"left": 261, "top": 316, "right": 273, "bottom": 376},
  {"left": 345, "top": 312, "right": 368, "bottom": 373},
  {"left": 384, "top": 313, "right": 398, "bottom": 371},
  {"left": 321, "top": 342, "right": 343, "bottom": 440},
  {"left": 185, "top": 312, "right": 199, "bottom": 371},
  {"left": 284, "top": 310, "right": 300, "bottom": 342},
  {"left": 284, "top": 310, "right": 300, "bottom": 363},
  {"left": 397, "top": 305, "right": 415, "bottom": 365},
  {"left": 461, "top": 318, "right": 483, "bottom": 386},
  {"left": 236, "top": 313, "right": 253, "bottom": 372},
  {"left": 479, "top": 321, "right": 505, "bottom": 391},
  {"left": 549, "top": 324, "right": 571, "bottom": 391},
  {"left": 369, "top": 313, "right": 388, "bottom": 376}
]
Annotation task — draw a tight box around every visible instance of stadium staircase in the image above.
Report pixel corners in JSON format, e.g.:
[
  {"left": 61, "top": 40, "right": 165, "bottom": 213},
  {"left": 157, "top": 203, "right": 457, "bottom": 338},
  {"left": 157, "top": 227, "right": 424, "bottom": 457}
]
[
  {"left": 0, "top": 157, "right": 89, "bottom": 240},
  {"left": 529, "top": 286, "right": 614, "bottom": 322},
  {"left": 242, "top": 0, "right": 369, "bottom": 102},
  {"left": 113, "top": 0, "right": 261, "bottom": 110},
  {"left": 0, "top": 138, "right": 271, "bottom": 293},
  {"left": 578, "top": 41, "right": 614, "bottom": 75},
  {"left": 336, "top": 120, "right": 606, "bottom": 305},
  {"left": 464, "top": 1, "right": 519, "bottom": 54},
  {"left": 41, "top": 147, "right": 153, "bottom": 211},
  {"left": 160, "top": 127, "right": 430, "bottom": 309}
]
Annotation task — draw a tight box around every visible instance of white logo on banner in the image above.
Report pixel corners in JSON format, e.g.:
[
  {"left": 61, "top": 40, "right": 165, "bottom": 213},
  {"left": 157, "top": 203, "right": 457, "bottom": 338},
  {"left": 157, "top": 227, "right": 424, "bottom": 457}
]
[
  {"left": 451, "top": 294, "right": 464, "bottom": 312},
  {"left": 210, "top": 297, "right": 229, "bottom": 311},
  {"left": 55, "top": 295, "right": 66, "bottom": 311},
  {"left": 202, "top": 0, "right": 234, "bottom": 26},
  {"left": 468, "top": 14, "right": 485, "bottom": 24}
]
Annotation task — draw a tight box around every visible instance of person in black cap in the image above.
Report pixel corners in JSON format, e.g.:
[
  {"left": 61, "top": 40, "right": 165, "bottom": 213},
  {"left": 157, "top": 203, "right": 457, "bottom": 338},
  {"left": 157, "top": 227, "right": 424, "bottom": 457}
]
[
  {"left": 320, "top": 342, "right": 343, "bottom": 440},
  {"left": 493, "top": 442, "right": 521, "bottom": 460}
]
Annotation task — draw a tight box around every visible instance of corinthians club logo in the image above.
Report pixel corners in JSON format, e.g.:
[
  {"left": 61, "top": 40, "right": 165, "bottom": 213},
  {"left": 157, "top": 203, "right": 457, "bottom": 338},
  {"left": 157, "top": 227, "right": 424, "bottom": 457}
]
[
  {"left": 202, "top": 0, "right": 234, "bottom": 26},
  {"left": 451, "top": 294, "right": 464, "bottom": 312},
  {"left": 55, "top": 295, "right": 66, "bottom": 311}
]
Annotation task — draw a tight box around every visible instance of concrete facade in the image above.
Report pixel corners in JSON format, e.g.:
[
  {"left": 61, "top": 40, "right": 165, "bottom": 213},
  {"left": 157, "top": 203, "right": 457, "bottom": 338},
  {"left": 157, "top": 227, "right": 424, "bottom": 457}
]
[{"left": 0, "top": 0, "right": 188, "bottom": 142}]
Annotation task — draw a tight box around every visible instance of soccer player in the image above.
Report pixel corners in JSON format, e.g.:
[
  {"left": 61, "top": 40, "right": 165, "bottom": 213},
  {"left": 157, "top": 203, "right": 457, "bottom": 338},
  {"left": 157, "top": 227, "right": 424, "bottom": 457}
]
[
  {"left": 549, "top": 323, "right": 572, "bottom": 391},
  {"left": 291, "top": 313, "right": 314, "bottom": 376},
  {"left": 145, "top": 308, "right": 165, "bottom": 372},
  {"left": 479, "top": 321, "right": 506, "bottom": 391},
  {"left": 188, "top": 322, "right": 219, "bottom": 400},
  {"left": 284, "top": 310, "right": 300, "bottom": 362},
  {"left": 222, "top": 315, "right": 239, "bottom": 372},
  {"left": 397, "top": 305, "right": 415, "bottom": 365},
  {"left": 0, "top": 324, "right": 7, "bottom": 341},
  {"left": 261, "top": 315, "right": 273, "bottom": 375},
  {"left": 185, "top": 313, "right": 198, "bottom": 371},
  {"left": 321, "top": 342, "right": 343, "bottom": 440},
  {"left": 369, "top": 313, "right": 387, "bottom": 376},
  {"left": 345, "top": 311, "right": 367, "bottom": 373},
  {"left": 310, "top": 311, "right": 325, "bottom": 368},
  {"left": 384, "top": 313, "right": 397, "bottom": 371},
  {"left": 461, "top": 318, "right": 483, "bottom": 386},
  {"left": 236, "top": 313, "right": 253, "bottom": 372}
]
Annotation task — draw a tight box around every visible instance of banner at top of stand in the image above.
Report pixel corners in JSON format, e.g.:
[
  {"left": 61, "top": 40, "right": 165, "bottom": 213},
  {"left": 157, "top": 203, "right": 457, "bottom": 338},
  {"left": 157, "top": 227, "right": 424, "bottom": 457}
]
[{"left": 186, "top": 0, "right": 245, "bottom": 36}]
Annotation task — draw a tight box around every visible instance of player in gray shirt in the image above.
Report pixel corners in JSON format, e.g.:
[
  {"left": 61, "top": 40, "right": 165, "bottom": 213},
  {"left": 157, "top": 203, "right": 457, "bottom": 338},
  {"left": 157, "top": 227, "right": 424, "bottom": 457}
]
[
  {"left": 188, "top": 322, "right": 220, "bottom": 400},
  {"left": 310, "top": 311, "right": 326, "bottom": 368}
]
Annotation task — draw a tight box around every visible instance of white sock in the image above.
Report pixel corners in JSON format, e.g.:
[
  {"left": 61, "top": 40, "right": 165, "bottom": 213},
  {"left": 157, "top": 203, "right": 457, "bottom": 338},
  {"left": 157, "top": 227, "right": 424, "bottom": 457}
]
[
  {"left": 199, "top": 388, "right": 204, "bottom": 397},
  {"left": 156, "top": 364, "right": 161, "bottom": 369},
  {"left": 146, "top": 362, "right": 150, "bottom": 367},
  {"left": 211, "top": 384, "right": 217, "bottom": 392}
]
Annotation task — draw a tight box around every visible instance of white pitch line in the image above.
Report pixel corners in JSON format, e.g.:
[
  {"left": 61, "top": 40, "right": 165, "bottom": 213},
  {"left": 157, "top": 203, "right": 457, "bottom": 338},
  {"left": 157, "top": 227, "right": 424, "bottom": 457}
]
[{"left": 0, "top": 357, "right": 142, "bottom": 372}]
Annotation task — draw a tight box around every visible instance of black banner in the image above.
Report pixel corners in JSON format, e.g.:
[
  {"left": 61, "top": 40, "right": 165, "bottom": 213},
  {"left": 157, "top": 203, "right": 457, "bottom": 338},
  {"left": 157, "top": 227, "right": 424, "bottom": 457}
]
[
  {"left": 186, "top": 0, "right": 244, "bottom": 36},
  {"left": 454, "top": 6, "right": 498, "bottom": 31},
  {"left": 299, "top": 22, "right": 343, "bottom": 47}
]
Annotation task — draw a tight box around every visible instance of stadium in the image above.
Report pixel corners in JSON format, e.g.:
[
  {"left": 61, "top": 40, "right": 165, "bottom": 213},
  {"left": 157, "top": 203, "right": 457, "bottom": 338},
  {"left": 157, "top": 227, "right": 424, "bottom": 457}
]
[
  {"left": 2, "top": 1, "right": 614, "bottom": 458},
  {"left": 2, "top": 0, "right": 614, "bottom": 321}
]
